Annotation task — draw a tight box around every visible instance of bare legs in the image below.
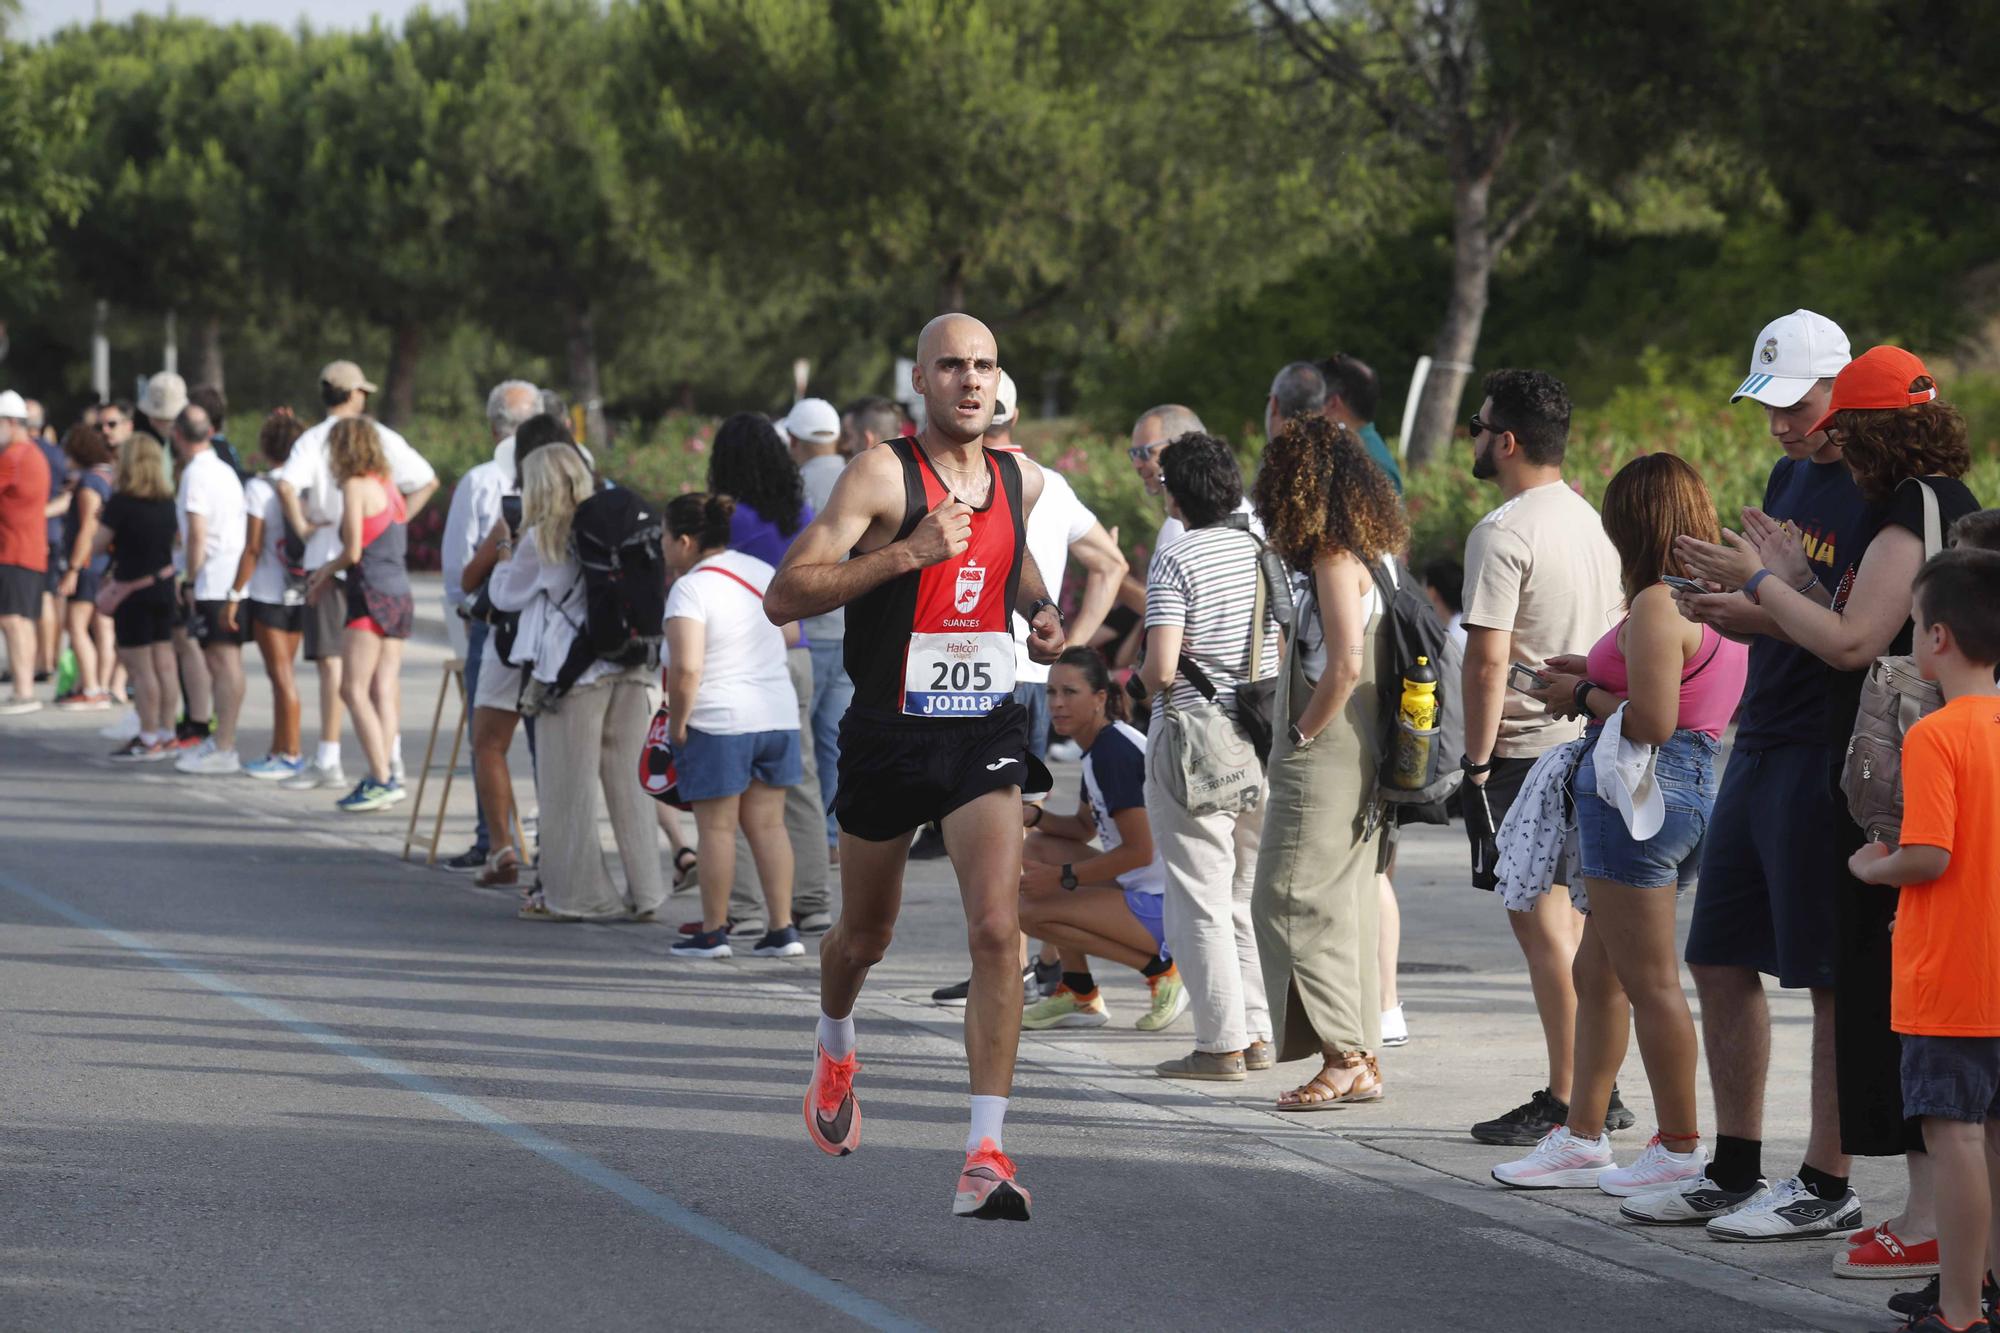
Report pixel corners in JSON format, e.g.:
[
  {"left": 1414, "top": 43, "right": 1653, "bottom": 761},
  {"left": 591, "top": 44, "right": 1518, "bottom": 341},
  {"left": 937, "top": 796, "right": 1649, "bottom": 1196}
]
[
  {"left": 1692, "top": 964, "right": 1851, "bottom": 1181},
  {"left": 692, "top": 781, "right": 793, "bottom": 932},
  {"left": 1508, "top": 889, "right": 1586, "bottom": 1102},
  {"left": 338, "top": 628, "right": 394, "bottom": 783},
  {"left": 121, "top": 640, "right": 180, "bottom": 737},
  {"left": 63, "top": 600, "right": 100, "bottom": 695},
  {"left": 1378, "top": 873, "right": 1402, "bottom": 1012},
  {"left": 314, "top": 655, "right": 345, "bottom": 756},
  {"left": 173, "top": 625, "right": 212, "bottom": 724},
  {"left": 1016, "top": 831, "right": 1157, "bottom": 972},
  {"left": 205, "top": 641, "right": 245, "bottom": 752},
  {"left": 251, "top": 621, "right": 302, "bottom": 756},
  {"left": 1565, "top": 881, "right": 1697, "bottom": 1140},
  {"left": 0, "top": 614, "right": 34, "bottom": 700}
]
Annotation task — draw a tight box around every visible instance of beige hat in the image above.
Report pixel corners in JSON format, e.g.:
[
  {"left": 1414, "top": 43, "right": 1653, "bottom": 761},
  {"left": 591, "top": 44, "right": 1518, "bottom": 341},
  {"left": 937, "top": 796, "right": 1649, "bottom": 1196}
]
[
  {"left": 139, "top": 371, "right": 189, "bottom": 422},
  {"left": 320, "top": 360, "right": 378, "bottom": 396}
]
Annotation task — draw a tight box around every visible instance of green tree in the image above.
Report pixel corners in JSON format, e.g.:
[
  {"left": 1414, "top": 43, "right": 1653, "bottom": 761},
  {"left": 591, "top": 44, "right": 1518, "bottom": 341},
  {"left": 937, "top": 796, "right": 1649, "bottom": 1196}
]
[{"left": 0, "top": 46, "right": 92, "bottom": 319}]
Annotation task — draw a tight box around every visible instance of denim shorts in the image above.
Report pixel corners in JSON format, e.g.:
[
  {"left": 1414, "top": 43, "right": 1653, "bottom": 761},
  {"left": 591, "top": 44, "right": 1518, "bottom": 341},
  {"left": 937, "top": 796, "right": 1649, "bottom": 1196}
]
[
  {"left": 676, "top": 726, "right": 803, "bottom": 803},
  {"left": 1573, "top": 728, "right": 1719, "bottom": 891},
  {"left": 1902, "top": 1034, "right": 2000, "bottom": 1123}
]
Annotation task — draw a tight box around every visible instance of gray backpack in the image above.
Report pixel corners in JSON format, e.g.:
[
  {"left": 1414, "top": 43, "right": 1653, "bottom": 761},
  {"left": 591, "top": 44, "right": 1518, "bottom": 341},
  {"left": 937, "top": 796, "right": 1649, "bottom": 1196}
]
[{"left": 1840, "top": 480, "right": 1945, "bottom": 845}]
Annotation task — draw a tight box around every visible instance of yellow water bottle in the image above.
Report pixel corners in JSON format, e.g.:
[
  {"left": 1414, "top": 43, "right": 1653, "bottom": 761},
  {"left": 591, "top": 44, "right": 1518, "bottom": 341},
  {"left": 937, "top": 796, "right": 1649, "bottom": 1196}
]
[{"left": 1391, "top": 656, "right": 1439, "bottom": 789}]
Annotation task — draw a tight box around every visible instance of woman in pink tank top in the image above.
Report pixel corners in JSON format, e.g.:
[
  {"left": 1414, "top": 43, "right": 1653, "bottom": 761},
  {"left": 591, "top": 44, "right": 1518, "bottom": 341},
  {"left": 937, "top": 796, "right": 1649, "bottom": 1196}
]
[{"left": 1489, "top": 454, "right": 1748, "bottom": 1195}]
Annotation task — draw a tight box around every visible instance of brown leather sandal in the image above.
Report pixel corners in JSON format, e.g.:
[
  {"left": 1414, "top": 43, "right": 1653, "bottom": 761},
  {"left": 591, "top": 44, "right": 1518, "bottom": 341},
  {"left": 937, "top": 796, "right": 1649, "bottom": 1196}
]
[{"left": 1273, "top": 1051, "right": 1384, "bottom": 1112}]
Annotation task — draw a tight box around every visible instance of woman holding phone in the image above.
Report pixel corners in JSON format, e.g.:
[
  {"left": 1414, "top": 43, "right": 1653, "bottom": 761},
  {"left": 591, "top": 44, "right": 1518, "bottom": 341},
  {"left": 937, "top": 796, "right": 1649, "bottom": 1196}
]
[{"left": 1490, "top": 454, "right": 1747, "bottom": 1196}]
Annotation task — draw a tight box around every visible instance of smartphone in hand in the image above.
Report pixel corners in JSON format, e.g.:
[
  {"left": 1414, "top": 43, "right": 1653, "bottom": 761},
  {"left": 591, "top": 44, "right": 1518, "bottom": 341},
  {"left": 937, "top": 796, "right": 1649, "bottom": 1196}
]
[
  {"left": 501, "top": 494, "right": 524, "bottom": 536},
  {"left": 1507, "top": 662, "right": 1549, "bottom": 694},
  {"left": 1660, "top": 574, "right": 1706, "bottom": 593}
]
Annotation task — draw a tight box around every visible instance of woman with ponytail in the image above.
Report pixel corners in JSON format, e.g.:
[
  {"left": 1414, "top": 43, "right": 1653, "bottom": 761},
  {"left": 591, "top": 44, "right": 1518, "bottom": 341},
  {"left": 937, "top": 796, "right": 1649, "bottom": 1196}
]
[
  {"left": 662, "top": 492, "right": 806, "bottom": 961},
  {"left": 1015, "top": 647, "right": 1185, "bottom": 1033}
]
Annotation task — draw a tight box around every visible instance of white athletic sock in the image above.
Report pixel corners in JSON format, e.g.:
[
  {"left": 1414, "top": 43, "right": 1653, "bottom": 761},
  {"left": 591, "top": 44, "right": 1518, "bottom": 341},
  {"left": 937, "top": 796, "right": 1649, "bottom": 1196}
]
[
  {"left": 140, "top": 730, "right": 164, "bottom": 745},
  {"left": 390, "top": 733, "right": 403, "bottom": 766},
  {"left": 317, "top": 741, "right": 341, "bottom": 768},
  {"left": 816, "top": 1011, "right": 856, "bottom": 1060},
  {"left": 967, "top": 1095, "right": 1008, "bottom": 1154}
]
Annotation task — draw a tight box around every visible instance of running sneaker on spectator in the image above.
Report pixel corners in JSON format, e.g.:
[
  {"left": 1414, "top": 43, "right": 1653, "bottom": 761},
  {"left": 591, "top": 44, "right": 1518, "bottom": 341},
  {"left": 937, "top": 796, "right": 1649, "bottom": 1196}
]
[
  {"left": 1491, "top": 1126, "right": 1614, "bottom": 1189},
  {"left": 1136, "top": 966, "right": 1190, "bottom": 1031},
  {"left": 953, "top": 1138, "right": 1030, "bottom": 1222},
  {"left": 56, "top": 691, "right": 112, "bottom": 711},
  {"left": 803, "top": 1044, "right": 860, "bottom": 1156},
  {"left": 676, "top": 917, "right": 766, "bottom": 939},
  {"left": 0, "top": 698, "right": 42, "bottom": 716},
  {"left": 282, "top": 758, "right": 346, "bottom": 791},
  {"left": 1380, "top": 1004, "right": 1409, "bottom": 1047},
  {"left": 442, "top": 846, "right": 487, "bottom": 872},
  {"left": 1888, "top": 1270, "right": 1996, "bottom": 1319},
  {"left": 175, "top": 739, "right": 242, "bottom": 775},
  {"left": 1891, "top": 1315, "right": 1990, "bottom": 1333},
  {"left": 108, "top": 736, "right": 152, "bottom": 762},
  {"left": 932, "top": 961, "right": 1044, "bottom": 1007},
  {"left": 1472, "top": 1086, "right": 1635, "bottom": 1145},
  {"left": 173, "top": 718, "right": 210, "bottom": 749},
  {"left": 1835, "top": 1224, "right": 1938, "bottom": 1280},
  {"left": 671, "top": 927, "right": 732, "bottom": 959},
  {"left": 1022, "top": 984, "right": 1108, "bottom": 1030},
  {"left": 1619, "top": 1170, "right": 1767, "bottom": 1226},
  {"left": 753, "top": 925, "right": 805, "bottom": 958},
  {"left": 1597, "top": 1135, "right": 1707, "bottom": 1198},
  {"left": 1703, "top": 1175, "right": 1862, "bottom": 1242},
  {"left": 243, "top": 753, "right": 304, "bottom": 780},
  {"left": 336, "top": 777, "right": 399, "bottom": 813},
  {"left": 797, "top": 911, "right": 833, "bottom": 936}
]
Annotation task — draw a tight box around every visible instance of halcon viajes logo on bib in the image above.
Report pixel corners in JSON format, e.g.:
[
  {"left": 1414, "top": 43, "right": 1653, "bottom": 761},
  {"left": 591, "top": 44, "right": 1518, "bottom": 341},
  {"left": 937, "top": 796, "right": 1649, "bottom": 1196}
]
[{"left": 954, "top": 559, "right": 986, "bottom": 615}]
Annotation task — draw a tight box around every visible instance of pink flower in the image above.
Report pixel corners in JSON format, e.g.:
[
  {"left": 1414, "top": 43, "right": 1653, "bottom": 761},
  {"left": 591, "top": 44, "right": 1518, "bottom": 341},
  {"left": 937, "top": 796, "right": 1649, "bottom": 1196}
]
[
  {"left": 1055, "top": 447, "right": 1087, "bottom": 474},
  {"left": 684, "top": 435, "right": 707, "bottom": 454}
]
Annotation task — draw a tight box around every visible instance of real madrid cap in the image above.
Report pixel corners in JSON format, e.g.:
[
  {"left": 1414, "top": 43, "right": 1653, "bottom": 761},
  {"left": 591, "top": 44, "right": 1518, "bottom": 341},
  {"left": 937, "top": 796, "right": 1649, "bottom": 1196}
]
[{"left": 1731, "top": 309, "right": 1851, "bottom": 406}]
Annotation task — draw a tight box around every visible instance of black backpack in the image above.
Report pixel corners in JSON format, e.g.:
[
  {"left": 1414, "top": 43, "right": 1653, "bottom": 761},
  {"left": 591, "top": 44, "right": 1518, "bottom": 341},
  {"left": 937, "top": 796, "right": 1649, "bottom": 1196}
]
[
  {"left": 550, "top": 486, "right": 667, "bottom": 697},
  {"left": 1367, "top": 557, "right": 1464, "bottom": 827}
]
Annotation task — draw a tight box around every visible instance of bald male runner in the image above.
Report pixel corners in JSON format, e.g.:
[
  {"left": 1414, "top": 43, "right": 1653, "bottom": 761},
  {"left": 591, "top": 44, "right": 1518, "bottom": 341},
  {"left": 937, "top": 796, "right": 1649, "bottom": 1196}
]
[{"left": 767, "top": 314, "right": 1066, "bottom": 1220}]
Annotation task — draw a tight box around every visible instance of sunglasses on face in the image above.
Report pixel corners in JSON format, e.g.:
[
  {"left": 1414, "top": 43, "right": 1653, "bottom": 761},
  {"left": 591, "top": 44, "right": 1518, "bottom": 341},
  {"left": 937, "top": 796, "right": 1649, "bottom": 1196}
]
[
  {"left": 1127, "top": 443, "right": 1162, "bottom": 463},
  {"left": 1467, "top": 415, "right": 1494, "bottom": 439}
]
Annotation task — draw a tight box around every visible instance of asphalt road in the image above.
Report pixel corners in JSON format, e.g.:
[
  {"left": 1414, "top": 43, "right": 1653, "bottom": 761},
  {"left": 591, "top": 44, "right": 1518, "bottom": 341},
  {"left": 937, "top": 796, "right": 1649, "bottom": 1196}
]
[{"left": 0, "top": 601, "right": 1896, "bottom": 1331}]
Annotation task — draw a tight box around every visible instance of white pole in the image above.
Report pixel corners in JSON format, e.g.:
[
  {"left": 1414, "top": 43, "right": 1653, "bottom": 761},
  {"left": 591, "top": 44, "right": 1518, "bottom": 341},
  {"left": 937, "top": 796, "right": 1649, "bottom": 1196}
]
[
  {"left": 91, "top": 301, "right": 110, "bottom": 401},
  {"left": 1398, "top": 355, "right": 1431, "bottom": 463}
]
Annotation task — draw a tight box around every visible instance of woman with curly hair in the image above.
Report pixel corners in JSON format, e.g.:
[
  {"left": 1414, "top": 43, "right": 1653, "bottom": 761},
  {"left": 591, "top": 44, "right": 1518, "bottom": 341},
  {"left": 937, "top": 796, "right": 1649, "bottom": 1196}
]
[
  {"left": 1678, "top": 346, "right": 1980, "bottom": 1242},
  {"left": 706, "top": 413, "right": 830, "bottom": 933},
  {"left": 1248, "top": 415, "right": 1408, "bottom": 1108}
]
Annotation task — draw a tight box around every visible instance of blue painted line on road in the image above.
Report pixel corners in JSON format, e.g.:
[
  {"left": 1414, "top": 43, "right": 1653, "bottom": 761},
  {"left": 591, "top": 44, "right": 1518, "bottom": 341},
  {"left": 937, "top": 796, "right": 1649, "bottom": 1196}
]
[{"left": 1, "top": 871, "right": 929, "bottom": 1333}]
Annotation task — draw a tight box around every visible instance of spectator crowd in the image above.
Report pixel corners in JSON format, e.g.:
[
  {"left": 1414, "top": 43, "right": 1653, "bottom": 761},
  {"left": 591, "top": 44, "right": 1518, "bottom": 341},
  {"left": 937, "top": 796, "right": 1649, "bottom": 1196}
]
[{"left": 3, "top": 308, "right": 1999, "bottom": 1330}]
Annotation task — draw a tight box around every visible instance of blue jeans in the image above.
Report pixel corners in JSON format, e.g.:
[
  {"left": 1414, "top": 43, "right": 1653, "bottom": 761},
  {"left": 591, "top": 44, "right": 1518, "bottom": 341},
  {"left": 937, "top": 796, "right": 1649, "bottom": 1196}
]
[
  {"left": 1013, "top": 680, "right": 1049, "bottom": 760},
  {"left": 461, "top": 617, "right": 491, "bottom": 855},
  {"left": 1574, "top": 728, "right": 1720, "bottom": 890},
  {"left": 808, "top": 640, "right": 852, "bottom": 843}
]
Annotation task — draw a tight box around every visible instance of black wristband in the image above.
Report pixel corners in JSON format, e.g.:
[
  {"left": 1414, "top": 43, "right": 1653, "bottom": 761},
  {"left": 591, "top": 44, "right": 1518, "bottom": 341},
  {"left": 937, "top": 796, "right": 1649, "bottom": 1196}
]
[
  {"left": 1460, "top": 754, "right": 1493, "bottom": 777},
  {"left": 1028, "top": 597, "right": 1063, "bottom": 626},
  {"left": 1125, "top": 674, "right": 1147, "bottom": 702},
  {"left": 1573, "top": 680, "right": 1594, "bottom": 719}
]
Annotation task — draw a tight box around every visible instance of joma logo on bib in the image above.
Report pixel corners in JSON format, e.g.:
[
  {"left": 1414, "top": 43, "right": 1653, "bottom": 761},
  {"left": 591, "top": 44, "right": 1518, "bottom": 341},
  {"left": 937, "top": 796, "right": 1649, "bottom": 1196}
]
[{"left": 954, "top": 559, "right": 986, "bottom": 614}]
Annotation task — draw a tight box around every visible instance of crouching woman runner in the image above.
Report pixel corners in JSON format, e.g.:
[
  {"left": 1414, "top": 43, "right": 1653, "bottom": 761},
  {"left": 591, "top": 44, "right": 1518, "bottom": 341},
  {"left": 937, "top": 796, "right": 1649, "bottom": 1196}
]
[{"left": 1016, "top": 647, "right": 1187, "bottom": 1032}]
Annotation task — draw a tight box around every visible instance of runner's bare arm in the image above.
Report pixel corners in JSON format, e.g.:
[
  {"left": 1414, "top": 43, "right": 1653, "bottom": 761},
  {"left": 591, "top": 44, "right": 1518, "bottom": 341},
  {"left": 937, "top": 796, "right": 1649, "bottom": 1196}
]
[{"left": 765, "top": 446, "right": 965, "bottom": 624}]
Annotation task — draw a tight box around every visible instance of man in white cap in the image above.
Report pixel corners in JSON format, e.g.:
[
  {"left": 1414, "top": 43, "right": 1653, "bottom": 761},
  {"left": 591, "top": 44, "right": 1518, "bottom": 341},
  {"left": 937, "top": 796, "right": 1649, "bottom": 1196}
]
[
  {"left": 276, "top": 360, "right": 439, "bottom": 792},
  {"left": 137, "top": 371, "right": 221, "bottom": 746},
  {"left": 0, "top": 390, "right": 51, "bottom": 714},
  {"left": 784, "top": 396, "right": 851, "bottom": 870},
  {"left": 1628, "top": 311, "right": 1877, "bottom": 1250}
]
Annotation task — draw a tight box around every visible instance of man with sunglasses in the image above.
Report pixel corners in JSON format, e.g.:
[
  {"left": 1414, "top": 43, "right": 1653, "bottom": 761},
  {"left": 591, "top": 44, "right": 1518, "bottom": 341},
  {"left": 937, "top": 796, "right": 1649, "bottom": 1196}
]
[{"left": 1458, "top": 368, "right": 1626, "bottom": 1148}]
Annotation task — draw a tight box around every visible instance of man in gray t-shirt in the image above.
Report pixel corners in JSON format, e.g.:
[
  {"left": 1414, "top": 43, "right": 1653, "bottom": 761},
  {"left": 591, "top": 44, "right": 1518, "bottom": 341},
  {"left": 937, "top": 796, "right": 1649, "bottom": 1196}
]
[{"left": 1458, "top": 369, "right": 1626, "bottom": 1148}]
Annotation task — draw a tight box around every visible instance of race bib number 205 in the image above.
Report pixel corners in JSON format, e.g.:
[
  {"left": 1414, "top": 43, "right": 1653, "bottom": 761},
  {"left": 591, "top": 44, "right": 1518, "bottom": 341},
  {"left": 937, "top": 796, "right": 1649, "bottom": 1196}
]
[{"left": 902, "top": 631, "right": 1016, "bottom": 718}]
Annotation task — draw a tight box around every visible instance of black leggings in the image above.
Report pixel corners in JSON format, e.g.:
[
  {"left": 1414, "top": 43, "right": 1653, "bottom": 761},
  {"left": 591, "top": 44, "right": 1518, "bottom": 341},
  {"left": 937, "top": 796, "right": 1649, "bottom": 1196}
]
[{"left": 1833, "top": 802, "right": 1924, "bottom": 1157}]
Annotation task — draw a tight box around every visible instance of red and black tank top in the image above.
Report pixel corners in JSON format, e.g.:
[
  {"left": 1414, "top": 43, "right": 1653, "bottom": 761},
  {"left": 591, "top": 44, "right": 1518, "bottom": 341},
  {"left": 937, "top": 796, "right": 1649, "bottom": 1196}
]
[{"left": 844, "top": 438, "right": 1026, "bottom": 719}]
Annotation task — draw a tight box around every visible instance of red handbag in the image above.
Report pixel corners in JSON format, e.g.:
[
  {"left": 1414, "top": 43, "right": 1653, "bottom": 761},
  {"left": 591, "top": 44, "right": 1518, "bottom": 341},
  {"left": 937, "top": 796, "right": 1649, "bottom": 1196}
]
[{"left": 638, "top": 704, "right": 689, "bottom": 810}]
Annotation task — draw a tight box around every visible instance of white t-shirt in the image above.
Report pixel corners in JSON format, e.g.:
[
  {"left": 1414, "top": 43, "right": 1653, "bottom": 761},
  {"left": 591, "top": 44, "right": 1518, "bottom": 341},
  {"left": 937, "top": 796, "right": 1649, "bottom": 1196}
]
[
  {"left": 277, "top": 414, "right": 437, "bottom": 567},
  {"left": 798, "top": 453, "right": 846, "bottom": 641},
  {"left": 663, "top": 550, "right": 798, "bottom": 736},
  {"left": 241, "top": 475, "right": 296, "bottom": 606},
  {"left": 176, "top": 449, "right": 247, "bottom": 602},
  {"left": 1013, "top": 468, "right": 1095, "bottom": 684}
]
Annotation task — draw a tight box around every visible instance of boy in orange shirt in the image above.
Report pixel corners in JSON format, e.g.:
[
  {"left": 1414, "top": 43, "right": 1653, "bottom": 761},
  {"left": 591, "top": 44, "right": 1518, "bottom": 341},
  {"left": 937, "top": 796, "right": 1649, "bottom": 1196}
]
[{"left": 1850, "top": 547, "right": 2000, "bottom": 1333}]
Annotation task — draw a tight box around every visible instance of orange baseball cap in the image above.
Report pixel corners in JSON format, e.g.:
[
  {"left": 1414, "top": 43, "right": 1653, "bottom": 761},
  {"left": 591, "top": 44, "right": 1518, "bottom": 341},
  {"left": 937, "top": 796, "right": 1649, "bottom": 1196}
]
[{"left": 1808, "top": 345, "right": 1939, "bottom": 435}]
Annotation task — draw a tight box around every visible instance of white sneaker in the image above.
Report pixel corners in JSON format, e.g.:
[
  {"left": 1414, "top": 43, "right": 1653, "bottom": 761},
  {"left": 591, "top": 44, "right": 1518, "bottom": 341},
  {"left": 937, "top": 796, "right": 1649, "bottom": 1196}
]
[
  {"left": 1703, "top": 1175, "right": 1862, "bottom": 1242},
  {"left": 1380, "top": 1004, "right": 1409, "bottom": 1047},
  {"left": 1619, "top": 1170, "right": 1765, "bottom": 1225},
  {"left": 100, "top": 708, "right": 141, "bottom": 740},
  {"left": 1597, "top": 1135, "right": 1707, "bottom": 1198},
  {"left": 0, "top": 697, "right": 43, "bottom": 716},
  {"left": 281, "top": 759, "right": 346, "bottom": 791},
  {"left": 1491, "top": 1126, "right": 1614, "bottom": 1189},
  {"left": 175, "top": 740, "right": 243, "bottom": 775}
]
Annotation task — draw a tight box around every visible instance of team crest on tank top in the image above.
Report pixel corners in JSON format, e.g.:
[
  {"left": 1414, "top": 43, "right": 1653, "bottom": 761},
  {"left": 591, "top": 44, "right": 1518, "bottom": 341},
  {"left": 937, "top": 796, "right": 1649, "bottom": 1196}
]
[{"left": 900, "top": 452, "right": 1019, "bottom": 718}]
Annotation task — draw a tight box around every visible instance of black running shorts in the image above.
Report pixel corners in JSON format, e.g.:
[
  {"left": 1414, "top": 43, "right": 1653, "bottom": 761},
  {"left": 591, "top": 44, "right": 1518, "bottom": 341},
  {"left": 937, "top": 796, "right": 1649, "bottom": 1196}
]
[{"left": 834, "top": 700, "right": 1053, "bottom": 843}]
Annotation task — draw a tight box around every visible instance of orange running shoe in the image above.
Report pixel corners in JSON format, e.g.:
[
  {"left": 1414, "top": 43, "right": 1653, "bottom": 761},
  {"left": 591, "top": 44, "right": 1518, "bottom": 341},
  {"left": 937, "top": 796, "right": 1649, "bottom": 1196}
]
[
  {"left": 803, "top": 1044, "right": 861, "bottom": 1156},
  {"left": 952, "top": 1138, "right": 1031, "bottom": 1221}
]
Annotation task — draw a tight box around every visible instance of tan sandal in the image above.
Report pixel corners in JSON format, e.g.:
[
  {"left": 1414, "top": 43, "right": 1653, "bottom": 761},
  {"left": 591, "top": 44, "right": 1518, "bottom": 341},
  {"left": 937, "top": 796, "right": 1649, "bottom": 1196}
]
[{"left": 1274, "top": 1051, "right": 1383, "bottom": 1112}]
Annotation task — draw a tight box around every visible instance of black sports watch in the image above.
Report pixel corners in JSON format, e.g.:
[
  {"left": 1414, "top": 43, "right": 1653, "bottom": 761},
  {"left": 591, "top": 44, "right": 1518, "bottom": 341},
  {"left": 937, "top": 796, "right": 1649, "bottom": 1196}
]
[
  {"left": 1028, "top": 597, "right": 1064, "bottom": 626},
  {"left": 1059, "top": 863, "right": 1079, "bottom": 892}
]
